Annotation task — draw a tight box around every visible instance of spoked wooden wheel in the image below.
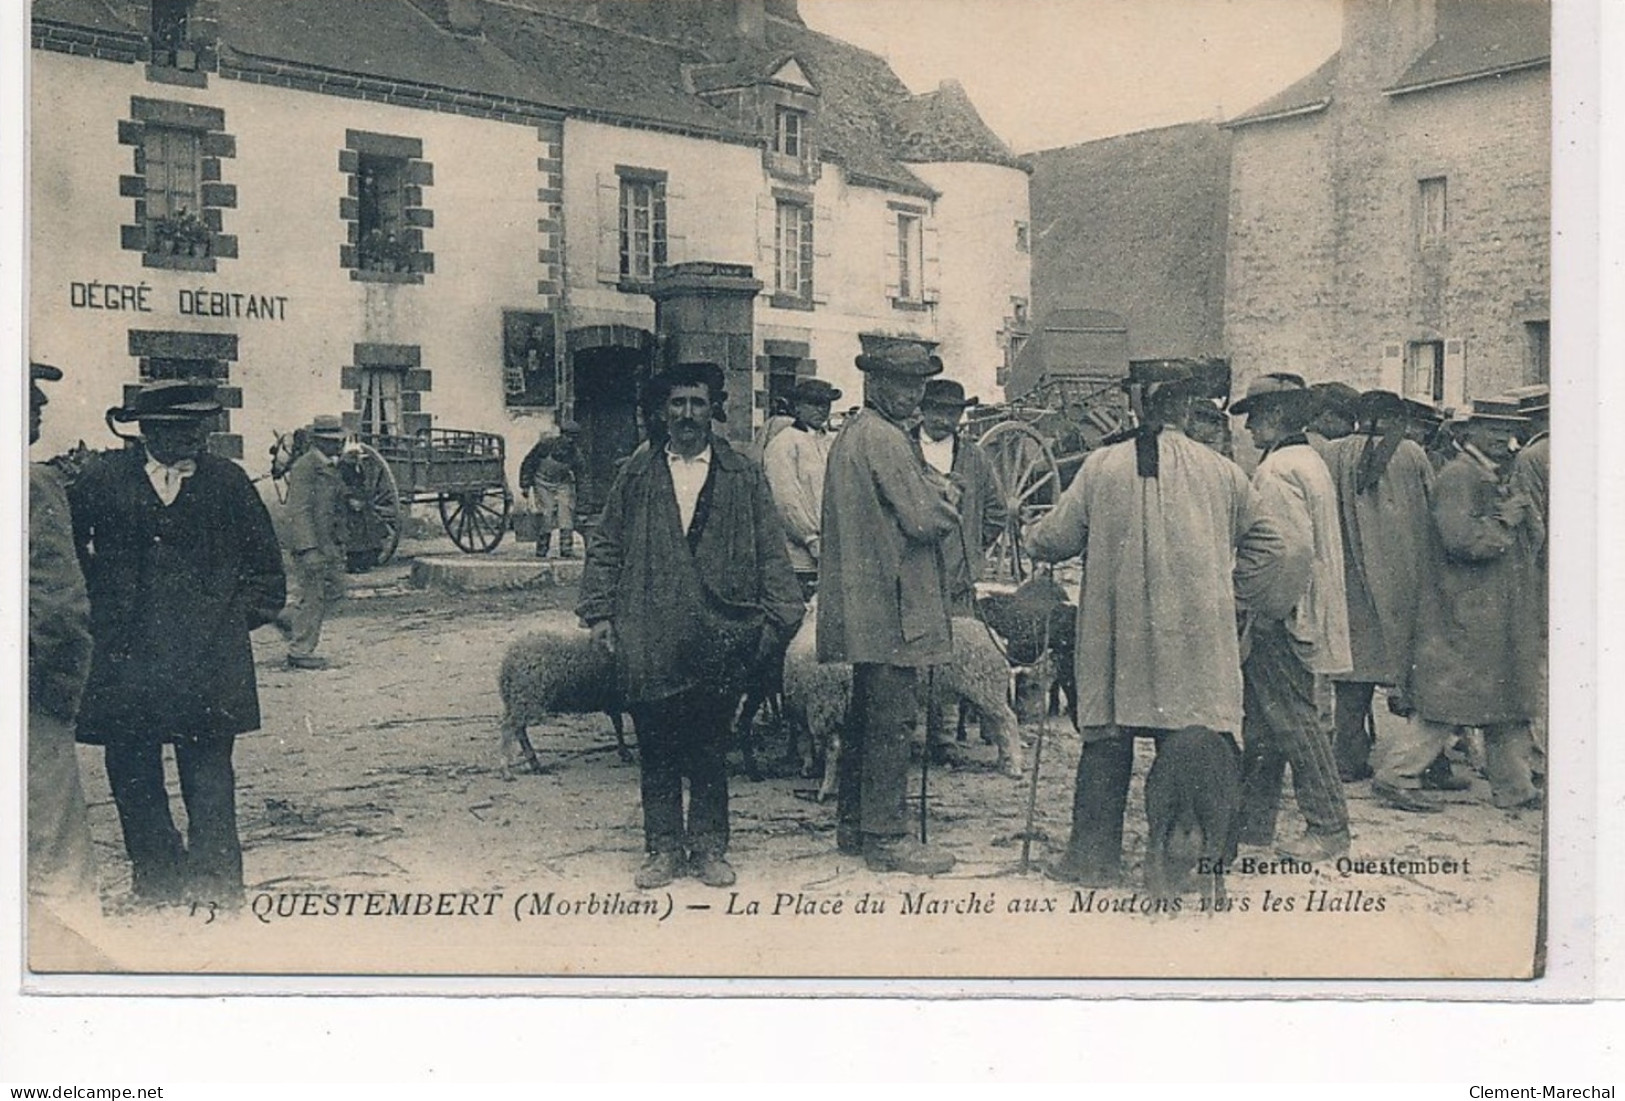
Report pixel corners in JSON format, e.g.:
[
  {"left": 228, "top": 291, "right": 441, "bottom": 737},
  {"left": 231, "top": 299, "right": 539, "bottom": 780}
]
[
  {"left": 355, "top": 442, "right": 402, "bottom": 565},
  {"left": 439, "top": 487, "right": 511, "bottom": 554},
  {"left": 977, "top": 420, "right": 1062, "bottom": 583}
]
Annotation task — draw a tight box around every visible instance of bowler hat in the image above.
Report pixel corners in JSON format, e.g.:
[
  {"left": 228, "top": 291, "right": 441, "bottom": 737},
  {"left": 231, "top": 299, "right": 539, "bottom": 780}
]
[
  {"left": 790, "top": 378, "right": 843, "bottom": 405},
  {"left": 1123, "top": 360, "right": 1194, "bottom": 390},
  {"left": 1355, "top": 389, "right": 1407, "bottom": 423},
  {"left": 1311, "top": 381, "right": 1361, "bottom": 420},
  {"left": 30, "top": 361, "right": 63, "bottom": 382},
  {"left": 855, "top": 342, "right": 943, "bottom": 378},
  {"left": 920, "top": 378, "right": 979, "bottom": 410},
  {"left": 1229, "top": 372, "right": 1311, "bottom": 416},
  {"left": 309, "top": 414, "right": 347, "bottom": 441},
  {"left": 108, "top": 379, "right": 222, "bottom": 423}
]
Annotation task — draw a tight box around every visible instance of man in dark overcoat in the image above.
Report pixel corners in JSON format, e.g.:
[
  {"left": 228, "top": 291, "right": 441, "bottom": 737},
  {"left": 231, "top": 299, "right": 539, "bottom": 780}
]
[
  {"left": 818, "top": 342, "right": 962, "bottom": 876},
  {"left": 1318, "top": 390, "right": 1435, "bottom": 785},
  {"left": 69, "top": 380, "right": 286, "bottom": 905},
  {"left": 578, "top": 362, "right": 803, "bottom": 891},
  {"left": 1374, "top": 405, "right": 1545, "bottom": 812}
]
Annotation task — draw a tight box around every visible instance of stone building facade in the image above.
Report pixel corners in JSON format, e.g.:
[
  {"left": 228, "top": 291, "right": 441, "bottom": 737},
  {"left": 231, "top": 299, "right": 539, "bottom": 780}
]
[
  {"left": 29, "top": 0, "right": 1030, "bottom": 501},
  {"left": 1222, "top": 0, "right": 1550, "bottom": 407}
]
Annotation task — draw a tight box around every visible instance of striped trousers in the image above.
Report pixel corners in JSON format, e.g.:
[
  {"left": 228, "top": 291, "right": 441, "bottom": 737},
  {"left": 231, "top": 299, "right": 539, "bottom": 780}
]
[{"left": 1238, "top": 619, "right": 1349, "bottom": 844}]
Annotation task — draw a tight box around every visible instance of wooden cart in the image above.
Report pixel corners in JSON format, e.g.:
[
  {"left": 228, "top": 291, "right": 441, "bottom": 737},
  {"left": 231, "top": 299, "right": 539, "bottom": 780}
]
[{"left": 273, "top": 427, "right": 512, "bottom": 564}]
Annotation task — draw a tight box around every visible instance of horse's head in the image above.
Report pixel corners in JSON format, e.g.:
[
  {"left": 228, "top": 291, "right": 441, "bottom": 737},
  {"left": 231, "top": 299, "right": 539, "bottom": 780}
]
[{"left": 268, "top": 427, "right": 309, "bottom": 481}]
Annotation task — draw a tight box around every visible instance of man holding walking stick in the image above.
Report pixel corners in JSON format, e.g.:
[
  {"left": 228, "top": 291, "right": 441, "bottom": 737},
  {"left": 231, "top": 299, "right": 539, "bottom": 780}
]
[{"left": 818, "top": 342, "right": 960, "bottom": 875}]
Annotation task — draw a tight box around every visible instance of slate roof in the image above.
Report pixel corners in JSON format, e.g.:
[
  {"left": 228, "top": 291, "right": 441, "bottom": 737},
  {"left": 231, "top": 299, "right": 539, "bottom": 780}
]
[
  {"left": 1224, "top": 52, "right": 1338, "bottom": 128},
  {"left": 1389, "top": 0, "right": 1550, "bottom": 93},
  {"left": 1028, "top": 121, "right": 1230, "bottom": 362},
  {"left": 892, "top": 79, "right": 1024, "bottom": 170},
  {"left": 1227, "top": 0, "right": 1549, "bottom": 127},
  {"left": 32, "top": 0, "right": 140, "bottom": 36},
  {"left": 33, "top": 0, "right": 1013, "bottom": 194}
]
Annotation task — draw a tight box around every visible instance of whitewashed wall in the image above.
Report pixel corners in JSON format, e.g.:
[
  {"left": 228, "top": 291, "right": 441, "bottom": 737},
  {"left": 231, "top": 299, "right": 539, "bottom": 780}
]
[{"left": 30, "top": 49, "right": 552, "bottom": 491}]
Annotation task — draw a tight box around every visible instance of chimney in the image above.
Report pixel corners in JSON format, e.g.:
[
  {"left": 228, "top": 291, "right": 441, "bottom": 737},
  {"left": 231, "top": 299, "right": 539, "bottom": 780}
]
[
  {"left": 442, "top": 0, "right": 483, "bottom": 36},
  {"left": 1339, "top": 0, "right": 1437, "bottom": 89},
  {"left": 735, "top": 0, "right": 766, "bottom": 45},
  {"left": 701, "top": 0, "right": 766, "bottom": 49}
]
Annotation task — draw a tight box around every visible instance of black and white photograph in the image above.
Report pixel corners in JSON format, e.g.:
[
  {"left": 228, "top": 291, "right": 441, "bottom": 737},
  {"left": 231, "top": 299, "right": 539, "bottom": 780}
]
[{"left": 15, "top": 0, "right": 1569, "bottom": 983}]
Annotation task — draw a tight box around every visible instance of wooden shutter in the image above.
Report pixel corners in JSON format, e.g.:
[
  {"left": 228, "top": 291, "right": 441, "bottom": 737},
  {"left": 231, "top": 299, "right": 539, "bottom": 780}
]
[
  {"left": 1379, "top": 342, "right": 1404, "bottom": 393},
  {"left": 1442, "top": 338, "right": 1466, "bottom": 410},
  {"left": 883, "top": 210, "right": 902, "bottom": 301},
  {"left": 922, "top": 219, "right": 942, "bottom": 304},
  {"left": 596, "top": 173, "right": 621, "bottom": 284},
  {"left": 756, "top": 195, "right": 776, "bottom": 281},
  {"left": 810, "top": 203, "right": 833, "bottom": 304},
  {"left": 662, "top": 178, "right": 684, "bottom": 267}
]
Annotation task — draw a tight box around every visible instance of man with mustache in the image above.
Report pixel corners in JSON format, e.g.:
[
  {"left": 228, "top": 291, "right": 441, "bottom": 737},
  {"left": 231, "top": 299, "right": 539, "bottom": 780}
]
[{"left": 578, "top": 362, "right": 803, "bottom": 890}]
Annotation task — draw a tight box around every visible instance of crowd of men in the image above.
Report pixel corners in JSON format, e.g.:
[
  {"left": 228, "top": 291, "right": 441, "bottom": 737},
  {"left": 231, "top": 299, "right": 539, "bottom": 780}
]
[{"left": 25, "top": 345, "right": 1550, "bottom": 911}]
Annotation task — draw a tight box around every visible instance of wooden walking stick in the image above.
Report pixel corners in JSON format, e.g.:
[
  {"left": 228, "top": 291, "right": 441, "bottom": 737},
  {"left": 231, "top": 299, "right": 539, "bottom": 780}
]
[
  {"left": 1019, "top": 619, "right": 1054, "bottom": 874},
  {"left": 920, "top": 665, "right": 934, "bottom": 844}
]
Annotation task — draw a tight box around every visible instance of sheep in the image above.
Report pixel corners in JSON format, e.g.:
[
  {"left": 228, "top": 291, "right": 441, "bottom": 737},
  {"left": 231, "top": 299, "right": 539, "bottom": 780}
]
[
  {"left": 978, "top": 574, "right": 1078, "bottom": 724},
  {"left": 782, "top": 603, "right": 1025, "bottom": 801},
  {"left": 497, "top": 625, "right": 629, "bottom": 775}
]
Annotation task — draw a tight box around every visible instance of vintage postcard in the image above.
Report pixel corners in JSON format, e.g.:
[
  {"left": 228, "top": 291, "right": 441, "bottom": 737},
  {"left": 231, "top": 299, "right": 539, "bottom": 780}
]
[{"left": 15, "top": 0, "right": 1574, "bottom": 987}]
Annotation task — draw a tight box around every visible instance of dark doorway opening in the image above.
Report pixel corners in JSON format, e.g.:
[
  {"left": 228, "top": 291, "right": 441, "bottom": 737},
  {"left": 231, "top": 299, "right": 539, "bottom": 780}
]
[{"left": 572, "top": 344, "right": 651, "bottom": 520}]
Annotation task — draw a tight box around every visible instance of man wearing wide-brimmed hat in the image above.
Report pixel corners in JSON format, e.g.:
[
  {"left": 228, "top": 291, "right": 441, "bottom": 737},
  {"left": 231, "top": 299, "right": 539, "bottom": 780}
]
[
  {"left": 1317, "top": 389, "right": 1437, "bottom": 786},
  {"left": 68, "top": 380, "right": 286, "bottom": 906},
  {"left": 1229, "top": 372, "right": 1352, "bottom": 860},
  {"left": 283, "top": 414, "right": 350, "bottom": 670},
  {"left": 913, "top": 377, "right": 1005, "bottom": 614},
  {"left": 579, "top": 362, "right": 802, "bottom": 891},
  {"left": 818, "top": 341, "right": 962, "bottom": 875},
  {"left": 1026, "top": 362, "right": 1296, "bottom": 885},
  {"left": 1306, "top": 381, "right": 1362, "bottom": 460},
  {"left": 762, "top": 376, "right": 842, "bottom": 598},
  {"left": 27, "top": 362, "right": 99, "bottom": 926},
  {"left": 1375, "top": 403, "right": 1546, "bottom": 813}
]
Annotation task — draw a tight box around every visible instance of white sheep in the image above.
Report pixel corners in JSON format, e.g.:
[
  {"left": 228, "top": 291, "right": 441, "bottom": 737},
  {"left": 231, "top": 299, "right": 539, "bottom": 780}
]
[
  {"left": 782, "top": 604, "right": 1025, "bottom": 800},
  {"left": 497, "top": 625, "right": 629, "bottom": 775}
]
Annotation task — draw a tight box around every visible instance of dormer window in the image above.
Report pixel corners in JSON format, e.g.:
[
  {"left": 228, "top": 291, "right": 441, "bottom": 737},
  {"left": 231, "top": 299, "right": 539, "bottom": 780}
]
[
  {"left": 775, "top": 106, "right": 805, "bottom": 158},
  {"left": 151, "top": 0, "right": 192, "bottom": 65}
]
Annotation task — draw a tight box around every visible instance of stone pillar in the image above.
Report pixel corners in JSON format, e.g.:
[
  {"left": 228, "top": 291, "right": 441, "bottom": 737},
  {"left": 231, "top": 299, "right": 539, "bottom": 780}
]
[{"left": 649, "top": 262, "right": 763, "bottom": 445}]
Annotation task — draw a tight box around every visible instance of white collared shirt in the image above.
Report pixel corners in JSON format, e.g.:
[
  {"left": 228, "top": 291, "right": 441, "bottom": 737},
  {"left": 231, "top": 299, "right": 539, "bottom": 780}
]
[
  {"left": 919, "top": 431, "right": 956, "bottom": 476},
  {"left": 665, "top": 443, "right": 713, "bottom": 533},
  {"left": 144, "top": 450, "right": 197, "bottom": 507}
]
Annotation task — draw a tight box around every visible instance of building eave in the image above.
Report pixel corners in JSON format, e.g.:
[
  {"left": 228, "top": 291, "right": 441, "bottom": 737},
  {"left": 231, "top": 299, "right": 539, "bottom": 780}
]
[
  {"left": 1220, "top": 100, "right": 1330, "bottom": 130},
  {"left": 1384, "top": 56, "right": 1549, "bottom": 97}
]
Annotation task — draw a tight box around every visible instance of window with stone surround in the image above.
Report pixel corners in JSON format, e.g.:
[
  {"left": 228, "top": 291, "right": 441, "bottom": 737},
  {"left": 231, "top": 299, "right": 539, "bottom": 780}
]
[
  {"left": 774, "top": 199, "right": 813, "bottom": 306},
  {"left": 896, "top": 211, "right": 923, "bottom": 302},
  {"left": 340, "top": 131, "right": 433, "bottom": 283},
  {"left": 1418, "top": 176, "right": 1448, "bottom": 248},
  {"left": 618, "top": 169, "right": 667, "bottom": 284},
  {"left": 886, "top": 201, "right": 936, "bottom": 310},
  {"left": 341, "top": 345, "right": 433, "bottom": 439},
  {"left": 127, "top": 329, "right": 241, "bottom": 457},
  {"left": 119, "top": 97, "right": 237, "bottom": 272}
]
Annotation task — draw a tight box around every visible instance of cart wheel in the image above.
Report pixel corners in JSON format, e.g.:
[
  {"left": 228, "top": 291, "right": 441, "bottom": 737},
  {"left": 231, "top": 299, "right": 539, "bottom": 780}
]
[
  {"left": 977, "top": 420, "right": 1062, "bottom": 584},
  {"left": 440, "top": 487, "right": 510, "bottom": 554},
  {"left": 355, "top": 442, "right": 402, "bottom": 566}
]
